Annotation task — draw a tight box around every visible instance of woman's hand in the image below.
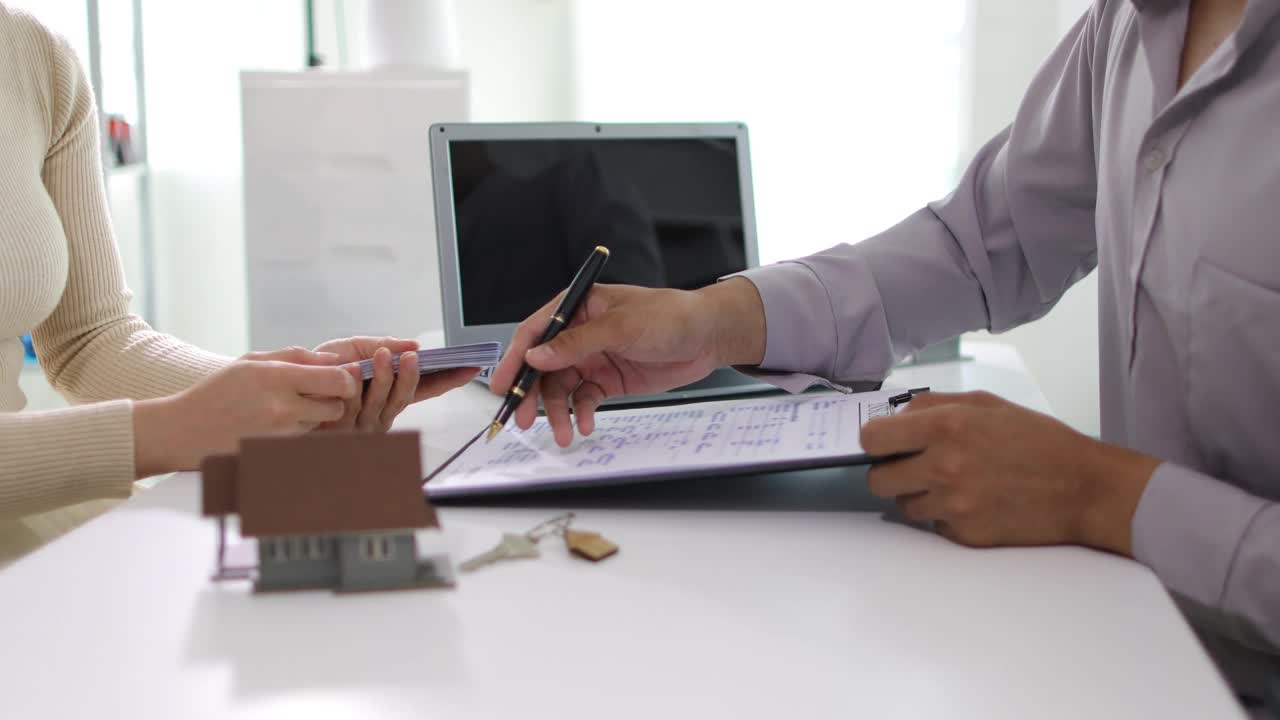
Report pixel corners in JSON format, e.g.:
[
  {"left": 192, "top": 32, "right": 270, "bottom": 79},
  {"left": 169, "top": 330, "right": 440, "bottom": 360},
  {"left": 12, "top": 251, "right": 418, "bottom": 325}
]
[
  {"left": 133, "top": 355, "right": 358, "bottom": 476},
  {"left": 312, "top": 336, "right": 480, "bottom": 432}
]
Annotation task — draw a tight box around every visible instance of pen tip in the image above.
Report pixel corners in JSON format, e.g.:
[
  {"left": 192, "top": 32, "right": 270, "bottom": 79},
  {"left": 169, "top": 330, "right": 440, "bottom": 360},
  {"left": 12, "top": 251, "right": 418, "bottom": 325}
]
[{"left": 485, "top": 422, "right": 502, "bottom": 443}]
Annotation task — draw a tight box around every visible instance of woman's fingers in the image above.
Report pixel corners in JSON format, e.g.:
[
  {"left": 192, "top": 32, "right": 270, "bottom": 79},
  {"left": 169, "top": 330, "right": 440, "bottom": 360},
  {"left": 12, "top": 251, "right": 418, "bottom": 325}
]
[
  {"left": 295, "top": 396, "right": 347, "bottom": 425},
  {"left": 379, "top": 351, "right": 421, "bottom": 429},
  {"left": 413, "top": 367, "right": 481, "bottom": 403},
  {"left": 244, "top": 346, "right": 342, "bottom": 365},
  {"left": 329, "top": 365, "right": 363, "bottom": 430},
  {"left": 357, "top": 347, "right": 394, "bottom": 431}
]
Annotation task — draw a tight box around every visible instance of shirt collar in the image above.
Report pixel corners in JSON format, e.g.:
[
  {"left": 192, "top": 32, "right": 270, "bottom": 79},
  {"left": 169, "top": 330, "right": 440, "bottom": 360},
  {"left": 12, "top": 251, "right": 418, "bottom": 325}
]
[
  {"left": 1129, "top": 0, "right": 1186, "bottom": 12},
  {"left": 1129, "top": 0, "right": 1280, "bottom": 63}
]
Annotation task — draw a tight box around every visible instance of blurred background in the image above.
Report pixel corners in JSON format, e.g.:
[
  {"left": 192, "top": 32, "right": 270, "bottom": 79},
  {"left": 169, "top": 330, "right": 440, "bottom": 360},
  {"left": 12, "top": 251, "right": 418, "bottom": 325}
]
[{"left": 13, "top": 0, "right": 1098, "bottom": 434}]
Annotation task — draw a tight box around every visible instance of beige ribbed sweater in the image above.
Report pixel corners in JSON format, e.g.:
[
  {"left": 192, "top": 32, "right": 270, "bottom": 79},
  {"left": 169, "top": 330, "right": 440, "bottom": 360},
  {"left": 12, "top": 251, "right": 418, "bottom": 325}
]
[{"left": 0, "top": 6, "right": 228, "bottom": 556}]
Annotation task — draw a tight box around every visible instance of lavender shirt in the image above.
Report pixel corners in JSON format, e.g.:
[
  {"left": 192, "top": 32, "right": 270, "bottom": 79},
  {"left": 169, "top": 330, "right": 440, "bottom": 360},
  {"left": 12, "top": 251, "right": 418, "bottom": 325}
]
[{"left": 739, "top": 0, "right": 1279, "bottom": 696}]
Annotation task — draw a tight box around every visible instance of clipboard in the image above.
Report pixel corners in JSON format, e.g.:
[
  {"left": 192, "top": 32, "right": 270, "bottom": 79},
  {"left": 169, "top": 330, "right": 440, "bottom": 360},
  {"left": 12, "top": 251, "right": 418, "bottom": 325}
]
[{"left": 423, "top": 388, "right": 911, "bottom": 499}]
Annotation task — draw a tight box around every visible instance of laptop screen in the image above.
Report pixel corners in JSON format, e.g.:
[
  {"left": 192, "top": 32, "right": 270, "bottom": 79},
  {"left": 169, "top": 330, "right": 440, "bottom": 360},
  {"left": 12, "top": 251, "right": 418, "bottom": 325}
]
[{"left": 447, "top": 137, "right": 749, "bottom": 327}]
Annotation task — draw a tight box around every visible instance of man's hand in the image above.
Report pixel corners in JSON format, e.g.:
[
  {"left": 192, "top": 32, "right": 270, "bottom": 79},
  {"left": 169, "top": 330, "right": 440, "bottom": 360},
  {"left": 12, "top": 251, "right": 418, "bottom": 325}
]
[
  {"left": 861, "top": 391, "right": 1160, "bottom": 555},
  {"left": 313, "top": 336, "right": 480, "bottom": 433},
  {"left": 491, "top": 279, "right": 767, "bottom": 447}
]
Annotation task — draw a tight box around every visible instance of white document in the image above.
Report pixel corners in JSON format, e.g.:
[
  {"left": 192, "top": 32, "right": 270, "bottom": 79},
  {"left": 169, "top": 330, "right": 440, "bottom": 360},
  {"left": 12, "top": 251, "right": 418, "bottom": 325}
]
[{"left": 426, "top": 389, "right": 902, "bottom": 498}]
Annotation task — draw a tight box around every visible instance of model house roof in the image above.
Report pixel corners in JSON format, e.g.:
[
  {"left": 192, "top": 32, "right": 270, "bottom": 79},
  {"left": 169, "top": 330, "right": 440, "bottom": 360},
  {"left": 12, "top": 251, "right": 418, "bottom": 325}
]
[{"left": 202, "top": 431, "right": 438, "bottom": 537}]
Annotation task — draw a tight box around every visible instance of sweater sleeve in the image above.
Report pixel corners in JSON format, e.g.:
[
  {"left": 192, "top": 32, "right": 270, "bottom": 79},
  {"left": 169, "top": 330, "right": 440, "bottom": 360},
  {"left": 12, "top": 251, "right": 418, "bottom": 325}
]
[
  {"left": 0, "top": 21, "right": 227, "bottom": 520},
  {"left": 0, "top": 401, "right": 135, "bottom": 517},
  {"left": 29, "top": 30, "right": 229, "bottom": 403}
]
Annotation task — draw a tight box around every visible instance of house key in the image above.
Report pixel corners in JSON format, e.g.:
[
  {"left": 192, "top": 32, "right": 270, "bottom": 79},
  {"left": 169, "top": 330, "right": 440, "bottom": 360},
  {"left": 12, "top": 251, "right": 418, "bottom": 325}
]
[
  {"left": 529, "top": 512, "right": 618, "bottom": 562},
  {"left": 458, "top": 532, "right": 540, "bottom": 572},
  {"left": 459, "top": 513, "right": 617, "bottom": 573}
]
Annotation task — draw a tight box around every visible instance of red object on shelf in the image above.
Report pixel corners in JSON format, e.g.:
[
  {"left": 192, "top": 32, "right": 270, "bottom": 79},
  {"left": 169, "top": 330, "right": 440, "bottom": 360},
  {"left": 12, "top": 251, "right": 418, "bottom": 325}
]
[{"left": 106, "top": 114, "right": 133, "bottom": 165}]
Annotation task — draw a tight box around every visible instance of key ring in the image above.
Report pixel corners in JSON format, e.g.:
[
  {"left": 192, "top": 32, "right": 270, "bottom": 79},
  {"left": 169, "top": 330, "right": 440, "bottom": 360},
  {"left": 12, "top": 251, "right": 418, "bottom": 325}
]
[{"left": 525, "top": 512, "right": 575, "bottom": 541}]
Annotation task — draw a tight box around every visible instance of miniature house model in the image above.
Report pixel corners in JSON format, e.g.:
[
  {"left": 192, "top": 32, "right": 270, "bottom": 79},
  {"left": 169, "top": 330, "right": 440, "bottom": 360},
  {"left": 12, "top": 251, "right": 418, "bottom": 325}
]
[{"left": 201, "top": 431, "right": 452, "bottom": 593}]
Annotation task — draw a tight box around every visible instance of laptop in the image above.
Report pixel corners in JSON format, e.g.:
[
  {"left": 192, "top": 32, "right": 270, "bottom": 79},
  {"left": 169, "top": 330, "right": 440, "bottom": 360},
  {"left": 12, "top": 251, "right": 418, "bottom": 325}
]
[{"left": 429, "top": 121, "right": 778, "bottom": 406}]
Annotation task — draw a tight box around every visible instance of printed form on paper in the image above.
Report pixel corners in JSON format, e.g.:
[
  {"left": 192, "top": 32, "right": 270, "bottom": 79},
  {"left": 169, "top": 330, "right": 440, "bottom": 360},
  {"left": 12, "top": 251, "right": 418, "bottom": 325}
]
[{"left": 425, "top": 388, "right": 904, "bottom": 498}]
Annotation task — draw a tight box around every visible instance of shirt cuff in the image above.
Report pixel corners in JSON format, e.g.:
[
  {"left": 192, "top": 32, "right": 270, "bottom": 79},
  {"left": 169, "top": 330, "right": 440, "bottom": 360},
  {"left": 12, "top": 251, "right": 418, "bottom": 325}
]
[
  {"left": 1132, "top": 462, "right": 1270, "bottom": 611},
  {"left": 731, "top": 366, "right": 854, "bottom": 395},
  {"left": 732, "top": 262, "right": 838, "bottom": 376}
]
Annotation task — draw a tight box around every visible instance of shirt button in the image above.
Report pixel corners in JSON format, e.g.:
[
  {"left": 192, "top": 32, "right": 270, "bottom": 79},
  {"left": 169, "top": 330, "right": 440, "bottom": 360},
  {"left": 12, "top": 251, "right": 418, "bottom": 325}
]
[{"left": 1143, "top": 147, "right": 1168, "bottom": 172}]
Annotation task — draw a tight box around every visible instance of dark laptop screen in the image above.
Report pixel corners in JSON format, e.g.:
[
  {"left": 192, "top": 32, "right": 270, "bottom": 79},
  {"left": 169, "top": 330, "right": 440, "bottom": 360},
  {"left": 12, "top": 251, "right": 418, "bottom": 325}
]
[{"left": 448, "top": 137, "right": 749, "bottom": 327}]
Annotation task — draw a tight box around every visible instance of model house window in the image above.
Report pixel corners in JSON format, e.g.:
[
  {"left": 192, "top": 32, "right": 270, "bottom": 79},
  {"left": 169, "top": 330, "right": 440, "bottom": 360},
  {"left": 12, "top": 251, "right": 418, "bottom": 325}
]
[
  {"left": 266, "top": 538, "right": 288, "bottom": 563},
  {"left": 306, "top": 536, "right": 329, "bottom": 560},
  {"left": 360, "top": 535, "right": 396, "bottom": 562}
]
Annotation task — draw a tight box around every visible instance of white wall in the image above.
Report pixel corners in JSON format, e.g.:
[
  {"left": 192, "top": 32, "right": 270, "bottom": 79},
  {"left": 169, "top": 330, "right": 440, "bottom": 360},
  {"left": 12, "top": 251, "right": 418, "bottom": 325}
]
[
  {"left": 319, "top": 0, "right": 575, "bottom": 121},
  {"left": 144, "top": 0, "right": 573, "bottom": 357},
  {"left": 571, "top": 1, "right": 967, "bottom": 265},
  {"left": 456, "top": 0, "right": 574, "bottom": 121},
  {"left": 963, "top": 0, "right": 1100, "bottom": 436},
  {"left": 142, "top": 0, "right": 304, "bottom": 356},
  {"left": 134, "top": 0, "right": 1102, "bottom": 432}
]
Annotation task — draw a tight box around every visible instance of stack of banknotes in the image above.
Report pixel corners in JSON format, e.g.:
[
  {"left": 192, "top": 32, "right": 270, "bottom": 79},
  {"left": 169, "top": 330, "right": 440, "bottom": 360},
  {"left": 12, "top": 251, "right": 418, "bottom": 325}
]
[{"left": 353, "top": 341, "right": 503, "bottom": 381}]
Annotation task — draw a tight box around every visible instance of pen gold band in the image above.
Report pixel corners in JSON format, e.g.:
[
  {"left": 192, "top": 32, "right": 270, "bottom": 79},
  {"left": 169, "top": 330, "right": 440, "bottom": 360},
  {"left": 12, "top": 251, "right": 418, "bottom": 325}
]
[{"left": 511, "top": 387, "right": 526, "bottom": 398}]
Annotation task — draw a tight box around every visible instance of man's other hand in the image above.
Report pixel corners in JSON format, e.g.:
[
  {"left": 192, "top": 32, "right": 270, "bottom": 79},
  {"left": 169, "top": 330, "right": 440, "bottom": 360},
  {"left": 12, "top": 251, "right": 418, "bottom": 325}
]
[{"left": 861, "top": 391, "right": 1159, "bottom": 555}]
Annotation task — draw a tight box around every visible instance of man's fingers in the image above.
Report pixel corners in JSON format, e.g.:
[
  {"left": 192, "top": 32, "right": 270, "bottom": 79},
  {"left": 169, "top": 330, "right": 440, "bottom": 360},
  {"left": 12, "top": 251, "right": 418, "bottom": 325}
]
[
  {"left": 861, "top": 405, "right": 969, "bottom": 457},
  {"left": 902, "top": 390, "right": 1002, "bottom": 412},
  {"left": 572, "top": 380, "right": 607, "bottom": 436},
  {"left": 860, "top": 413, "right": 931, "bottom": 457},
  {"left": 281, "top": 362, "right": 358, "bottom": 398},
  {"left": 492, "top": 294, "right": 564, "bottom": 394},
  {"left": 525, "top": 319, "right": 624, "bottom": 372},
  {"left": 896, "top": 492, "right": 944, "bottom": 524},
  {"left": 865, "top": 454, "right": 933, "bottom": 499},
  {"left": 541, "top": 369, "right": 582, "bottom": 447},
  {"left": 513, "top": 377, "right": 542, "bottom": 430}
]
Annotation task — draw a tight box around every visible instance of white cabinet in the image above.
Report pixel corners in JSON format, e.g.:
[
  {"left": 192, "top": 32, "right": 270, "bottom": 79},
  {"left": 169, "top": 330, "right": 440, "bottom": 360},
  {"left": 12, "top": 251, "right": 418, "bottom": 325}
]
[{"left": 241, "top": 70, "right": 468, "bottom": 351}]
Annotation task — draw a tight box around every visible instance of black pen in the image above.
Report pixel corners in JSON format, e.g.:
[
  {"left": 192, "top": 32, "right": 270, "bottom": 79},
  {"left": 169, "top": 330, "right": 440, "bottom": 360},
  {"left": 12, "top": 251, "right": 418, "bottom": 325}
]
[{"left": 486, "top": 245, "right": 611, "bottom": 442}]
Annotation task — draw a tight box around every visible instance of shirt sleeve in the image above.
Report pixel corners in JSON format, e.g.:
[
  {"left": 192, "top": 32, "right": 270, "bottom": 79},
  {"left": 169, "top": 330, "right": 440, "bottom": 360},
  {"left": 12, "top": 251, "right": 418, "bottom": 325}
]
[
  {"left": 1133, "top": 463, "right": 1280, "bottom": 658},
  {"left": 30, "top": 31, "right": 228, "bottom": 405},
  {"left": 736, "top": 6, "right": 1103, "bottom": 387}
]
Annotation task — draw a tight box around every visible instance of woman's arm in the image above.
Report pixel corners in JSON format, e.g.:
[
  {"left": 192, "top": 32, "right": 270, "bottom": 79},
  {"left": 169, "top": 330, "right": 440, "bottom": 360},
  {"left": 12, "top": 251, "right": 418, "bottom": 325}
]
[
  {"left": 30, "top": 31, "right": 228, "bottom": 402},
  {"left": 0, "top": 402, "right": 135, "bottom": 518}
]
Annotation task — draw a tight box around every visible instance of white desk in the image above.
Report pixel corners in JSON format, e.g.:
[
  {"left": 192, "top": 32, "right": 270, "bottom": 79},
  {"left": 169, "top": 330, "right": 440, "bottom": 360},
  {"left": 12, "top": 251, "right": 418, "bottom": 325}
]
[{"left": 0, "top": 342, "right": 1242, "bottom": 719}]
